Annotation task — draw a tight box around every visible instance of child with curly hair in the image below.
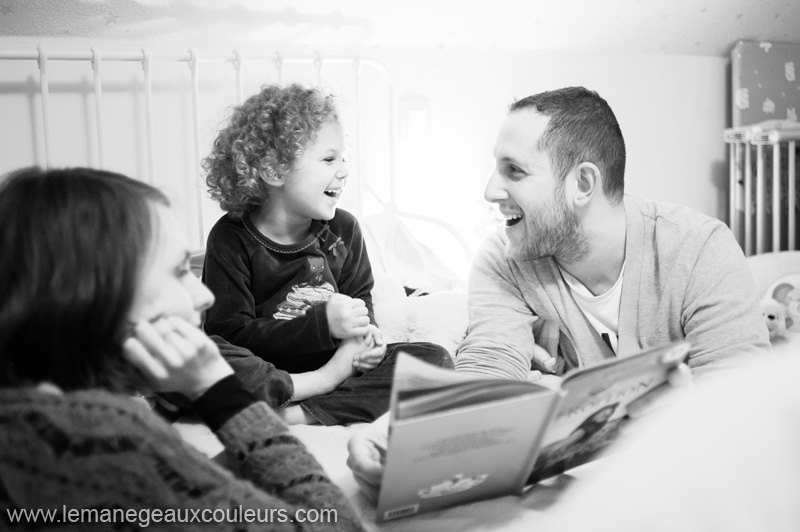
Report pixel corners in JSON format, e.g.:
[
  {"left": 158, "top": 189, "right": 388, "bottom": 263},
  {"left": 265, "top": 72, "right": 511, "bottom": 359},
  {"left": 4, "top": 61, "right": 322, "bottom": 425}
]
[{"left": 202, "top": 84, "right": 453, "bottom": 426}]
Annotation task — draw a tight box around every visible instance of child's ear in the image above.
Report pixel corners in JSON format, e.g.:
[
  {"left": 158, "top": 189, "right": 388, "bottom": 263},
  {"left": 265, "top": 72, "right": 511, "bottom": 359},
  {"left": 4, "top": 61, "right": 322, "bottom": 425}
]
[{"left": 261, "top": 171, "right": 285, "bottom": 188}]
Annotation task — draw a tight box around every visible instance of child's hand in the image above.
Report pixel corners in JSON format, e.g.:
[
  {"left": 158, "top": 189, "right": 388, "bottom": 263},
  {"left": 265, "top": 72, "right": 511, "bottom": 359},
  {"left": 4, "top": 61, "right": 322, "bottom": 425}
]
[
  {"left": 354, "top": 324, "right": 386, "bottom": 372},
  {"left": 122, "top": 316, "right": 233, "bottom": 401},
  {"left": 326, "top": 293, "right": 370, "bottom": 339}
]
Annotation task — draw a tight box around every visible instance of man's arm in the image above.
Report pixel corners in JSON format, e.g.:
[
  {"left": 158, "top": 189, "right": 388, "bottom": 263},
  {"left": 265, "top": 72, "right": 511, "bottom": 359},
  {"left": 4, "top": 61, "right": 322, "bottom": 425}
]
[
  {"left": 679, "top": 223, "right": 770, "bottom": 375},
  {"left": 455, "top": 232, "right": 551, "bottom": 380}
]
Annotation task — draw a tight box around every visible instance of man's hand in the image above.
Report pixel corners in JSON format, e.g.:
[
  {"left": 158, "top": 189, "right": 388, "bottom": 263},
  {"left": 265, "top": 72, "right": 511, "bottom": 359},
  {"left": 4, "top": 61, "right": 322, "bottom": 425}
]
[{"left": 346, "top": 414, "right": 389, "bottom": 503}]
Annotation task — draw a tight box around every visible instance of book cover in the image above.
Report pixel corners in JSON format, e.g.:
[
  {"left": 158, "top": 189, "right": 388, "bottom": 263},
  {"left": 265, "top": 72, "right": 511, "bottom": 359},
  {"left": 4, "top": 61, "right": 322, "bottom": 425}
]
[{"left": 375, "top": 341, "right": 690, "bottom": 522}]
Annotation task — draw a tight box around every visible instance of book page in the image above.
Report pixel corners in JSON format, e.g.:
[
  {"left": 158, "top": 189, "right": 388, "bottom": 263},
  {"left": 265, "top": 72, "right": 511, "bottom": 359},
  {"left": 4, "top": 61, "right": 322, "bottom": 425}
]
[
  {"left": 528, "top": 341, "right": 690, "bottom": 483},
  {"left": 396, "top": 380, "right": 551, "bottom": 419},
  {"left": 390, "top": 351, "right": 550, "bottom": 419}
]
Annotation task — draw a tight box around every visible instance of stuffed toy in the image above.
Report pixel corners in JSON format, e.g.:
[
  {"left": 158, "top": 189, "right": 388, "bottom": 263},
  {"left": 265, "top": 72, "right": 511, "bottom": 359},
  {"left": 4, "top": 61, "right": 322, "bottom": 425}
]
[
  {"left": 373, "top": 289, "right": 469, "bottom": 358},
  {"left": 371, "top": 268, "right": 469, "bottom": 358},
  {"left": 761, "top": 296, "right": 791, "bottom": 341},
  {"left": 768, "top": 282, "right": 800, "bottom": 335}
]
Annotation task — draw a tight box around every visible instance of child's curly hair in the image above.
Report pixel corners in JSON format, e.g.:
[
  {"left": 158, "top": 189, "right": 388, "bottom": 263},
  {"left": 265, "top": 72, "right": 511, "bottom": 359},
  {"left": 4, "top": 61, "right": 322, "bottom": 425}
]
[{"left": 203, "top": 83, "right": 339, "bottom": 219}]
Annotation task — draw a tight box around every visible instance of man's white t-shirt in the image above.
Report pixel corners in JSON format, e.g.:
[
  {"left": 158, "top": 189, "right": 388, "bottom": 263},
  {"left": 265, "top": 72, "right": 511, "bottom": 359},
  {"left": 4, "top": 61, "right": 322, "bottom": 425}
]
[{"left": 558, "top": 264, "right": 624, "bottom": 355}]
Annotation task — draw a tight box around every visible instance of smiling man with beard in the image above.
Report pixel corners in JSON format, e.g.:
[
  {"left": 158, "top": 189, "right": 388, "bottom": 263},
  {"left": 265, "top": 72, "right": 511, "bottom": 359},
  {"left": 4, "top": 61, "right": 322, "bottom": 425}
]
[
  {"left": 455, "top": 86, "right": 769, "bottom": 379},
  {"left": 345, "top": 87, "right": 771, "bottom": 500}
]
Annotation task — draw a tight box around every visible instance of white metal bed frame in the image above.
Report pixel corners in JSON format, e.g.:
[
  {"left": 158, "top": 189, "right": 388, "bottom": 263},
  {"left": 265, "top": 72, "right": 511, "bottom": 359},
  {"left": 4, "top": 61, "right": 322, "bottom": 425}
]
[
  {"left": 0, "top": 46, "right": 395, "bottom": 243},
  {"left": 0, "top": 44, "right": 472, "bottom": 264}
]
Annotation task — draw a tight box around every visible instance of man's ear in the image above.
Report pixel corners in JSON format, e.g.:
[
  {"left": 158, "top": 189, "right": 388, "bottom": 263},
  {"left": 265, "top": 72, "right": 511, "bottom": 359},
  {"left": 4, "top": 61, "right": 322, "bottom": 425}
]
[{"left": 573, "top": 162, "right": 601, "bottom": 206}]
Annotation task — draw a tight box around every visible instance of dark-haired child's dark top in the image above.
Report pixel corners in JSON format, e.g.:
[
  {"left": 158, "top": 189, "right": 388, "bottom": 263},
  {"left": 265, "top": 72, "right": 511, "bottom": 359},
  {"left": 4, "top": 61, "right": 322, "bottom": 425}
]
[{"left": 203, "top": 209, "right": 376, "bottom": 374}]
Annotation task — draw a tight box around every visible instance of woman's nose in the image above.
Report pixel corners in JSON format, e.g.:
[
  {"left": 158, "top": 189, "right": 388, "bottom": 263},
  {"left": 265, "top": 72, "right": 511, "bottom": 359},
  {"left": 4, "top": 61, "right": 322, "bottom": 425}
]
[{"left": 191, "top": 276, "right": 215, "bottom": 313}]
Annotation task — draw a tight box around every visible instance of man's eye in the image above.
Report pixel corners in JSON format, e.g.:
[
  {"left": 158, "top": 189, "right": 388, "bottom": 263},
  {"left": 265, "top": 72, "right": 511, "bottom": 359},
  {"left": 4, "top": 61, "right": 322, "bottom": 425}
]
[{"left": 506, "top": 165, "right": 524, "bottom": 178}]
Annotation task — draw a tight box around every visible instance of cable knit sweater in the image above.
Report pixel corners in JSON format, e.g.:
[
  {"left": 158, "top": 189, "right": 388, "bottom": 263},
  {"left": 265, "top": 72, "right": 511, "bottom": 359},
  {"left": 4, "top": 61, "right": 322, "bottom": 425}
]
[{"left": 0, "top": 385, "right": 364, "bottom": 531}]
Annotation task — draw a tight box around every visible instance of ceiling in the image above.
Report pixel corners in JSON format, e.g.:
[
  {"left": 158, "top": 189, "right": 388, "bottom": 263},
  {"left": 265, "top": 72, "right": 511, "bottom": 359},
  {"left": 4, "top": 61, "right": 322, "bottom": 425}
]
[{"left": 0, "top": 0, "right": 799, "bottom": 57}]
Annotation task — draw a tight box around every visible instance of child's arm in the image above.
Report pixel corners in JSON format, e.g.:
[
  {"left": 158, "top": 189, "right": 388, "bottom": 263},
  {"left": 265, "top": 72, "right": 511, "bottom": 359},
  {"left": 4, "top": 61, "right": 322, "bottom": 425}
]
[{"left": 330, "top": 213, "right": 377, "bottom": 326}]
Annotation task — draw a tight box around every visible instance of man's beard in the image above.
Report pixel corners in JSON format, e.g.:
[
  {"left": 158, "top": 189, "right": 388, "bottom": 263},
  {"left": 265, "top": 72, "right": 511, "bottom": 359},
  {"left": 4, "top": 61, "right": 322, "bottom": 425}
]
[{"left": 509, "top": 189, "right": 589, "bottom": 264}]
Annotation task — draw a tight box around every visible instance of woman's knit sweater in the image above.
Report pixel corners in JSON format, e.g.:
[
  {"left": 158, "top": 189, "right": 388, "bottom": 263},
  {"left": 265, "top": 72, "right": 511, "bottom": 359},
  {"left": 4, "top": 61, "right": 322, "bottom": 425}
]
[{"left": 0, "top": 385, "right": 364, "bottom": 531}]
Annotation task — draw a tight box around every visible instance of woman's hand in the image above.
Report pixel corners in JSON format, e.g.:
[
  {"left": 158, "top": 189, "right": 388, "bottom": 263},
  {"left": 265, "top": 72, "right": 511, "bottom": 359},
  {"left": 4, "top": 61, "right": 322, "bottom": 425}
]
[{"left": 122, "top": 316, "right": 233, "bottom": 401}]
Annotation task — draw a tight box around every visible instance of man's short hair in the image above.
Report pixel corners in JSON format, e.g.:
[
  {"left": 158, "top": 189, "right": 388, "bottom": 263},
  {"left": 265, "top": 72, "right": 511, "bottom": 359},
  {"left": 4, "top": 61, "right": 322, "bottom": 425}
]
[{"left": 510, "top": 87, "right": 626, "bottom": 203}]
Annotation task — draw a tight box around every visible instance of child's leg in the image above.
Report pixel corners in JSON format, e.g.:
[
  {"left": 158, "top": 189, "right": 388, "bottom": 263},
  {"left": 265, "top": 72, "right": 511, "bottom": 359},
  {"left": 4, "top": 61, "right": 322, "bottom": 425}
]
[{"left": 299, "top": 342, "right": 453, "bottom": 426}]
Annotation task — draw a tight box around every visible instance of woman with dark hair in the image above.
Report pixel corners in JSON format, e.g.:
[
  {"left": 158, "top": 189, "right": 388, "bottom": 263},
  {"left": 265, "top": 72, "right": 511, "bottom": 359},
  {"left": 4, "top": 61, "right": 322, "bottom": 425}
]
[{"left": 0, "top": 167, "right": 364, "bottom": 531}]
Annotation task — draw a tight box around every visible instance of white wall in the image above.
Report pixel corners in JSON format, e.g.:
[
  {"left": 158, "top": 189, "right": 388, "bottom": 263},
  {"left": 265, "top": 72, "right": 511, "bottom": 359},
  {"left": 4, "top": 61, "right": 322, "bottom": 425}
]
[
  {"left": 350, "top": 47, "right": 729, "bottom": 276},
  {"left": 0, "top": 39, "right": 730, "bottom": 276}
]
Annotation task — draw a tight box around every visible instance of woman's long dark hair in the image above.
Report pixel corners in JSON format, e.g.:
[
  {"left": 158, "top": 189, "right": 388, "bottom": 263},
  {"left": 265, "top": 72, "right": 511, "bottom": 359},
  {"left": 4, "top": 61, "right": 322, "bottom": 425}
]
[{"left": 0, "top": 167, "right": 169, "bottom": 392}]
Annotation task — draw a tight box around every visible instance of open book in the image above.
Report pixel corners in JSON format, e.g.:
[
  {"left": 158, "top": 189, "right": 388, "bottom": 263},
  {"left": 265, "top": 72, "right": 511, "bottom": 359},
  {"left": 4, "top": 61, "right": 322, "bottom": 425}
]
[{"left": 375, "top": 341, "right": 691, "bottom": 522}]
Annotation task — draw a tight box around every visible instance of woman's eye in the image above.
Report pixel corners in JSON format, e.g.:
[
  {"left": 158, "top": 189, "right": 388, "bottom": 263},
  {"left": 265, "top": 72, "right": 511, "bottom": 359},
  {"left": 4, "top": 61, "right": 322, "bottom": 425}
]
[{"left": 176, "top": 263, "right": 192, "bottom": 277}]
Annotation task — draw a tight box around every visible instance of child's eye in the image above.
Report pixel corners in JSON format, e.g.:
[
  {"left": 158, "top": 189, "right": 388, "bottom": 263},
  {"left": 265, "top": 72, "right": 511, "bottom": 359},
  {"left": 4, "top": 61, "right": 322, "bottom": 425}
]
[{"left": 323, "top": 156, "right": 336, "bottom": 163}]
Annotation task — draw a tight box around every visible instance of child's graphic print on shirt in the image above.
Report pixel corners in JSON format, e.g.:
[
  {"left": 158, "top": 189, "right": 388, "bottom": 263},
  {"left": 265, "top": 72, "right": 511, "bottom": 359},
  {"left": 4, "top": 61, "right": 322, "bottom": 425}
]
[{"left": 274, "top": 256, "right": 336, "bottom": 320}]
